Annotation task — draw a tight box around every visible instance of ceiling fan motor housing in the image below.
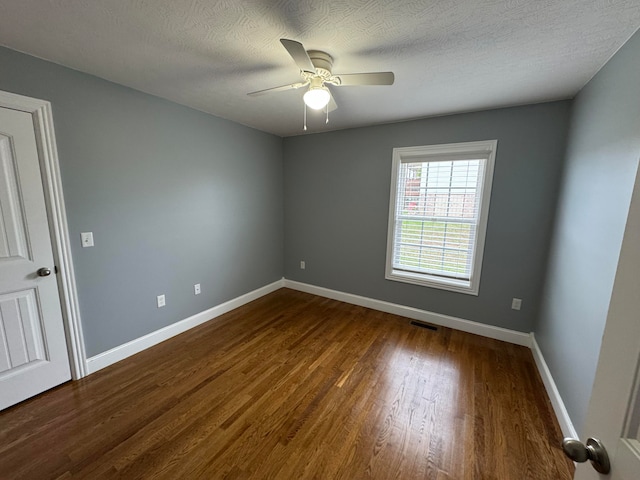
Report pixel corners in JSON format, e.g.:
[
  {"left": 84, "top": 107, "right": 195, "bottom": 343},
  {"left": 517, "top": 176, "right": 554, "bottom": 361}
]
[{"left": 307, "top": 50, "right": 333, "bottom": 77}]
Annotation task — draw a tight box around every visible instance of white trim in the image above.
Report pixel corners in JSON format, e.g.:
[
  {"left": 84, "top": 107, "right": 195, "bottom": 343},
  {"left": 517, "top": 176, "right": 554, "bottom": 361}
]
[
  {"left": 84, "top": 274, "right": 576, "bottom": 444},
  {"left": 385, "top": 139, "right": 497, "bottom": 296},
  {"left": 86, "top": 279, "right": 285, "bottom": 374},
  {"left": 84, "top": 276, "right": 576, "bottom": 442},
  {"left": 0, "top": 90, "right": 88, "bottom": 379},
  {"left": 530, "top": 334, "right": 578, "bottom": 439},
  {"left": 283, "top": 279, "right": 531, "bottom": 346}
]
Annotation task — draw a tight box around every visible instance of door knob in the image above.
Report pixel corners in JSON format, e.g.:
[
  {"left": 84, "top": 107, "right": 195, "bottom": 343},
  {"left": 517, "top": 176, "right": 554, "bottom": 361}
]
[
  {"left": 36, "top": 267, "right": 52, "bottom": 277},
  {"left": 562, "top": 437, "right": 610, "bottom": 474}
]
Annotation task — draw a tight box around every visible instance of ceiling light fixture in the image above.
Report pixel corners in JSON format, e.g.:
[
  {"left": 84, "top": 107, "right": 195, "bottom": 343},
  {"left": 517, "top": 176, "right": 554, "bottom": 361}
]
[
  {"left": 303, "top": 77, "right": 331, "bottom": 110},
  {"left": 303, "top": 85, "right": 330, "bottom": 110}
]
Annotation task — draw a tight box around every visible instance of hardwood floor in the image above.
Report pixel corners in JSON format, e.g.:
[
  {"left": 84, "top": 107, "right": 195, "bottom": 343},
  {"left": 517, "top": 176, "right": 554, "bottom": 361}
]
[{"left": 0, "top": 288, "right": 573, "bottom": 479}]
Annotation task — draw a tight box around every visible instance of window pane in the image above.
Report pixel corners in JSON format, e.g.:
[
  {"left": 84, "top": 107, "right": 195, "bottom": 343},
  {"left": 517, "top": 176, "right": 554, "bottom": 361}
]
[{"left": 393, "top": 159, "right": 483, "bottom": 280}]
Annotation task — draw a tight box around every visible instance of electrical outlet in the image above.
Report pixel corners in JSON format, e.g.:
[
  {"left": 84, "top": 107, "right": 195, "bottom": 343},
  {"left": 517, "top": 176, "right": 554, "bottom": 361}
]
[
  {"left": 300, "top": 260, "right": 306, "bottom": 270},
  {"left": 157, "top": 294, "right": 166, "bottom": 308},
  {"left": 81, "top": 232, "right": 94, "bottom": 248},
  {"left": 194, "top": 283, "right": 201, "bottom": 295},
  {"left": 511, "top": 298, "right": 522, "bottom": 311}
]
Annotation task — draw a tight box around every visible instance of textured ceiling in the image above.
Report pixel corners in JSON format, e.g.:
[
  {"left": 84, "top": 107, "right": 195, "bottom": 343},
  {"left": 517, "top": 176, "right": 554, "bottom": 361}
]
[{"left": 0, "top": 0, "right": 639, "bottom": 137}]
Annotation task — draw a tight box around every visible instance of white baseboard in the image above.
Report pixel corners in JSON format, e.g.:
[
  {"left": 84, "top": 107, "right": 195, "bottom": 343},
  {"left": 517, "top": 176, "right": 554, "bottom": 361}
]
[
  {"left": 86, "top": 278, "right": 285, "bottom": 374},
  {"left": 85, "top": 276, "right": 575, "bottom": 442},
  {"left": 283, "top": 279, "right": 531, "bottom": 347},
  {"left": 87, "top": 278, "right": 529, "bottom": 374},
  {"left": 530, "top": 334, "right": 578, "bottom": 439}
]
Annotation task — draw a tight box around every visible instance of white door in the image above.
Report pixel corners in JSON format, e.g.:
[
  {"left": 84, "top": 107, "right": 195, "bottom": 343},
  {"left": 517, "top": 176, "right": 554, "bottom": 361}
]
[
  {"left": 0, "top": 106, "right": 71, "bottom": 410},
  {"left": 574, "top": 160, "right": 640, "bottom": 479}
]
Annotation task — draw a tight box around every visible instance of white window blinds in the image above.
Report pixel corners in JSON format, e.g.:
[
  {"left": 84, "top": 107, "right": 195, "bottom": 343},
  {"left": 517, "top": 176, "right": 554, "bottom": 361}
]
[
  {"left": 386, "top": 141, "right": 496, "bottom": 294},
  {"left": 393, "top": 158, "right": 484, "bottom": 280}
]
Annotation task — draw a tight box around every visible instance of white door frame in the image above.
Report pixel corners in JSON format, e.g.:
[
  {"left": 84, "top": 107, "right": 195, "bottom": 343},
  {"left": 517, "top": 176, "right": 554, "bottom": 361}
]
[{"left": 0, "top": 90, "right": 87, "bottom": 379}]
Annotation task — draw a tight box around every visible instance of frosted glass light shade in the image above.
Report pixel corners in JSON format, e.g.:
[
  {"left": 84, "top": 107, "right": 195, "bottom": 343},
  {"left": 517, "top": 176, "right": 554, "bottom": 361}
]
[{"left": 303, "top": 87, "right": 331, "bottom": 110}]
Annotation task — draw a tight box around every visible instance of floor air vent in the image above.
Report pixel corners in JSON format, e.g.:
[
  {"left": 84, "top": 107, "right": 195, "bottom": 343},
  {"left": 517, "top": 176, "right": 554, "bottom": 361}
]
[{"left": 410, "top": 320, "right": 438, "bottom": 331}]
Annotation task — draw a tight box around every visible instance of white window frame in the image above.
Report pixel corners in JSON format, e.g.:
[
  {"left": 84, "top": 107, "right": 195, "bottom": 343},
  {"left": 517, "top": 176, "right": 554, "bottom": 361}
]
[{"left": 385, "top": 140, "right": 497, "bottom": 295}]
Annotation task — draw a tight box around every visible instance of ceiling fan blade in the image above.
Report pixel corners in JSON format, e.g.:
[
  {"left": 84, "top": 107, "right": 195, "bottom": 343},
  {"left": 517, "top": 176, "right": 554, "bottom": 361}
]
[
  {"left": 247, "top": 81, "right": 308, "bottom": 96},
  {"left": 280, "top": 39, "right": 316, "bottom": 73},
  {"left": 335, "top": 72, "right": 395, "bottom": 86},
  {"left": 328, "top": 94, "right": 338, "bottom": 112}
]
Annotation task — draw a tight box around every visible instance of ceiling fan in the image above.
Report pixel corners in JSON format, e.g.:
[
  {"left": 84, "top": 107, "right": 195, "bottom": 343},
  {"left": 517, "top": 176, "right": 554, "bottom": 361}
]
[{"left": 248, "top": 39, "right": 395, "bottom": 119}]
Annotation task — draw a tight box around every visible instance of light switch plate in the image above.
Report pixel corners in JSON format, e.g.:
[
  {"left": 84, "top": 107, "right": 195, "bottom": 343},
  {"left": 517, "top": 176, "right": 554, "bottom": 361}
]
[
  {"left": 81, "top": 232, "right": 94, "bottom": 247},
  {"left": 194, "top": 284, "right": 201, "bottom": 295}
]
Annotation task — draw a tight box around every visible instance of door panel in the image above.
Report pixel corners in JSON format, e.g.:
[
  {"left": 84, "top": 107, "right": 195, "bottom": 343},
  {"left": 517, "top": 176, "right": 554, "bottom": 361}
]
[
  {"left": 0, "top": 133, "right": 29, "bottom": 260},
  {"left": 0, "top": 106, "right": 71, "bottom": 410},
  {"left": 615, "top": 439, "right": 640, "bottom": 480},
  {"left": 612, "top": 364, "right": 640, "bottom": 480},
  {"left": 0, "top": 289, "right": 45, "bottom": 373}
]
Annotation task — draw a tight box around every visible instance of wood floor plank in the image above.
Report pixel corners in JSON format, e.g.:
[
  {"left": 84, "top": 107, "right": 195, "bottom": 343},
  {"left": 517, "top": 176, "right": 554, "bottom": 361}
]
[{"left": 0, "top": 288, "right": 573, "bottom": 479}]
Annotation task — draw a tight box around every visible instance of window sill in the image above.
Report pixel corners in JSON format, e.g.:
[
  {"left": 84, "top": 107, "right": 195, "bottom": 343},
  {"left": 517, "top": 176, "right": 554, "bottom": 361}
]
[{"left": 385, "top": 269, "right": 479, "bottom": 296}]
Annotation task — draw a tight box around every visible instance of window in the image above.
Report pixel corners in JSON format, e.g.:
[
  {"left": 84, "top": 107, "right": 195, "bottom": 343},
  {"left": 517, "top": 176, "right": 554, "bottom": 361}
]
[{"left": 385, "top": 140, "right": 497, "bottom": 295}]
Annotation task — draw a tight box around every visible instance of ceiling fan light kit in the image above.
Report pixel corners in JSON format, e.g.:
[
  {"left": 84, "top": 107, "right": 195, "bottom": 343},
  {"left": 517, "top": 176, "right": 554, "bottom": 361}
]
[
  {"left": 248, "top": 39, "right": 395, "bottom": 131},
  {"left": 303, "top": 79, "right": 331, "bottom": 110}
]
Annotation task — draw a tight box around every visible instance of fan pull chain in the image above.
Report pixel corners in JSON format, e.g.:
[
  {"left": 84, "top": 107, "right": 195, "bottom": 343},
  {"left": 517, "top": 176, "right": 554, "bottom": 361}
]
[
  {"left": 303, "top": 103, "right": 307, "bottom": 131},
  {"left": 326, "top": 104, "right": 329, "bottom": 124}
]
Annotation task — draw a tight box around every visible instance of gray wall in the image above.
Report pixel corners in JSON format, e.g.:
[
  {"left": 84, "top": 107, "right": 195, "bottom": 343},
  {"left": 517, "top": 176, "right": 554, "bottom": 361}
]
[
  {"left": 283, "top": 102, "right": 570, "bottom": 333},
  {"left": 0, "top": 47, "right": 284, "bottom": 357},
  {"left": 536, "top": 30, "right": 640, "bottom": 434}
]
